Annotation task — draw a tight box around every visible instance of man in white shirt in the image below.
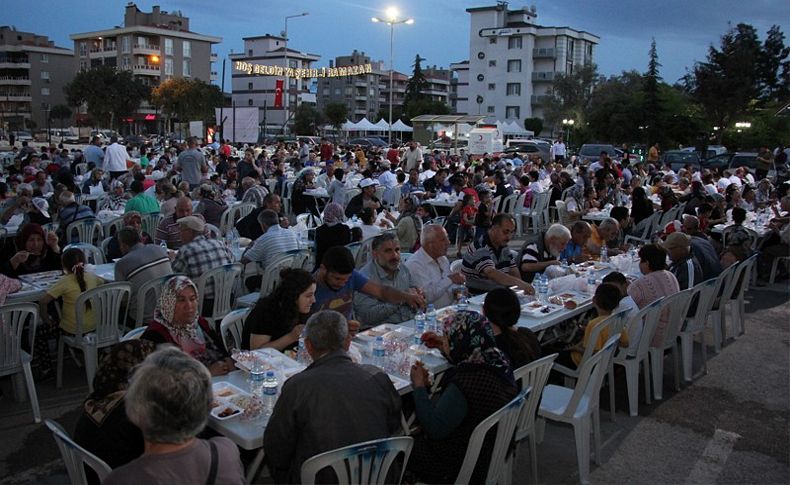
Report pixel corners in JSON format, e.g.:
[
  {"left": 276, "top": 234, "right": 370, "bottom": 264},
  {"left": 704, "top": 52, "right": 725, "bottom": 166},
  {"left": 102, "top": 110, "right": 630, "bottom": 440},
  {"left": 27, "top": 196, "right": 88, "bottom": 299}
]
[
  {"left": 103, "top": 136, "right": 130, "bottom": 180},
  {"left": 401, "top": 141, "right": 423, "bottom": 172},
  {"left": 404, "top": 224, "right": 465, "bottom": 308},
  {"left": 377, "top": 161, "right": 397, "bottom": 188},
  {"left": 551, "top": 138, "right": 567, "bottom": 162},
  {"left": 717, "top": 171, "right": 732, "bottom": 192},
  {"left": 728, "top": 169, "right": 743, "bottom": 188}
]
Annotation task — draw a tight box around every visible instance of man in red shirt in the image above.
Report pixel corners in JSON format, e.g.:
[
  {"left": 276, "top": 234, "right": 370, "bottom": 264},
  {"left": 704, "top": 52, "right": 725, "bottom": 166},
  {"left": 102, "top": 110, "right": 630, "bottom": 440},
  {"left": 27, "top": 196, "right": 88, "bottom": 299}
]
[
  {"left": 319, "top": 138, "right": 334, "bottom": 162},
  {"left": 386, "top": 143, "right": 400, "bottom": 166}
]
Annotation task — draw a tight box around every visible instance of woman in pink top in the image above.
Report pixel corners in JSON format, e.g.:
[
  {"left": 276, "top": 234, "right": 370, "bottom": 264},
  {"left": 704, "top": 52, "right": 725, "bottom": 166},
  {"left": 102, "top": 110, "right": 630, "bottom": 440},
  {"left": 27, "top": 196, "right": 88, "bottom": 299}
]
[{"left": 627, "top": 244, "right": 680, "bottom": 346}]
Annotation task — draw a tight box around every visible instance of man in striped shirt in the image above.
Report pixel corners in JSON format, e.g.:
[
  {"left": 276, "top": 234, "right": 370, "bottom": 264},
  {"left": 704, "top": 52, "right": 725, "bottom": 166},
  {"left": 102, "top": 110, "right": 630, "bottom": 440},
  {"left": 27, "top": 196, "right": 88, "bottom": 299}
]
[
  {"left": 241, "top": 209, "right": 300, "bottom": 268},
  {"left": 519, "top": 224, "right": 571, "bottom": 283},
  {"left": 114, "top": 228, "right": 173, "bottom": 325},
  {"left": 155, "top": 196, "right": 192, "bottom": 249}
]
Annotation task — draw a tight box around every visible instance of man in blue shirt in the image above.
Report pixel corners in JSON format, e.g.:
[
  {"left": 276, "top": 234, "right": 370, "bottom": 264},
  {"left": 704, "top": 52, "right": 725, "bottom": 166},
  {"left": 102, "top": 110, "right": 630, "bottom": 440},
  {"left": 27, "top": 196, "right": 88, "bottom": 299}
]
[
  {"left": 83, "top": 136, "right": 104, "bottom": 170},
  {"left": 311, "top": 245, "right": 425, "bottom": 332},
  {"left": 559, "top": 221, "right": 592, "bottom": 263},
  {"left": 400, "top": 168, "right": 425, "bottom": 198}
]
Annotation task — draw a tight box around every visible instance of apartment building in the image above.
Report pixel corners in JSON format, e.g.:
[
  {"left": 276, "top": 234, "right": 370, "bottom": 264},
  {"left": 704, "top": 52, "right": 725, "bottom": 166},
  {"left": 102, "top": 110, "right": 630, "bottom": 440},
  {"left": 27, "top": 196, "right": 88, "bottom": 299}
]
[{"left": 316, "top": 51, "right": 384, "bottom": 122}]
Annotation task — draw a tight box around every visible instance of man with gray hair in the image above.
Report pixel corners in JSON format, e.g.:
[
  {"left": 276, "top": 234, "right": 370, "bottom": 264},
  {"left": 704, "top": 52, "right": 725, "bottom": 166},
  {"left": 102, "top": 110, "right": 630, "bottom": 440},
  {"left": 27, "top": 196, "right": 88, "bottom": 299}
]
[
  {"left": 241, "top": 208, "right": 299, "bottom": 267},
  {"left": 586, "top": 217, "right": 620, "bottom": 255},
  {"left": 520, "top": 223, "right": 571, "bottom": 283},
  {"left": 264, "top": 310, "right": 401, "bottom": 484},
  {"left": 681, "top": 214, "right": 721, "bottom": 280},
  {"left": 405, "top": 224, "right": 465, "bottom": 307},
  {"left": 103, "top": 347, "right": 244, "bottom": 484},
  {"left": 57, "top": 190, "right": 95, "bottom": 241},
  {"left": 354, "top": 232, "right": 420, "bottom": 327}
]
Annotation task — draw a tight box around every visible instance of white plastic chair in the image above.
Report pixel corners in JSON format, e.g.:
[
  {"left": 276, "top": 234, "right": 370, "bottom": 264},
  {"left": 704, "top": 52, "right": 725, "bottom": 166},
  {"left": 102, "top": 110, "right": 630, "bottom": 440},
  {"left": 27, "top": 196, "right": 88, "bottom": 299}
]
[
  {"left": 219, "top": 308, "right": 250, "bottom": 352},
  {"left": 539, "top": 335, "right": 620, "bottom": 485},
  {"left": 450, "top": 259, "right": 464, "bottom": 273},
  {"left": 500, "top": 193, "right": 519, "bottom": 216},
  {"left": 613, "top": 299, "right": 663, "bottom": 416},
  {"left": 237, "top": 253, "right": 299, "bottom": 308},
  {"left": 624, "top": 211, "right": 660, "bottom": 246},
  {"left": 140, "top": 212, "right": 161, "bottom": 237},
  {"left": 56, "top": 282, "right": 131, "bottom": 393},
  {"left": 205, "top": 223, "right": 222, "bottom": 239},
  {"left": 121, "top": 326, "right": 147, "bottom": 341},
  {"left": 344, "top": 188, "right": 362, "bottom": 208},
  {"left": 648, "top": 288, "right": 694, "bottom": 400},
  {"left": 300, "top": 436, "right": 414, "bottom": 485},
  {"left": 66, "top": 218, "right": 104, "bottom": 245},
  {"left": 505, "top": 353, "right": 557, "bottom": 485},
  {"left": 195, "top": 263, "right": 243, "bottom": 323},
  {"left": 768, "top": 255, "right": 790, "bottom": 285},
  {"left": 0, "top": 303, "right": 41, "bottom": 423},
  {"left": 345, "top": 242, "right": 362, "bottom": 263},
  {"left": 679, "top": 278, "right": 718, "bottom": 383},
  {"left": 722, "top": 254, "right": 757, "bottom": 338},
  {"left": 296, "top": 212, "right": 322, "bottom": 228},
  {"left": 555, "top": 200, "right": 570, "bottom": 226},
  {"left": 45, "top": 419, "right": 112, "bottom": 485},
  {"left": 131, "top": 274, "right": 184, "bottom": 328},
  {"left": 704, "top": 263, "right": 739, "bottom": 354},
  {"left": 454, "top": 388, "right": 528, "bottom": 485},
  {"left": 518, "top": 191, "right": 550, "bottom": 236},
  {"left": 355, "top": 237, "right": 376, "bottom": 269},
  {"left": 104, "top": 217, "right": 125, "bottom": 238},
  {"left": 63, "top": 243, "right": 105, "bottom": 265}
]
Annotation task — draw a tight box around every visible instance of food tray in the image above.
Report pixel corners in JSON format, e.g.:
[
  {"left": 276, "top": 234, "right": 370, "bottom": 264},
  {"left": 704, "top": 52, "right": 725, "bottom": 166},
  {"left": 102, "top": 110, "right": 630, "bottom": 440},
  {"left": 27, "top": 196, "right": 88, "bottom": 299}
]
[
  {"left": 357, "top": 324, "right": 414, "bottom": 342},
  {"left": 521, "top": 301, "right": 564, "bottom": 317},
  {"left": 210, "top": 382, "right": 250, "bottom": 420}
]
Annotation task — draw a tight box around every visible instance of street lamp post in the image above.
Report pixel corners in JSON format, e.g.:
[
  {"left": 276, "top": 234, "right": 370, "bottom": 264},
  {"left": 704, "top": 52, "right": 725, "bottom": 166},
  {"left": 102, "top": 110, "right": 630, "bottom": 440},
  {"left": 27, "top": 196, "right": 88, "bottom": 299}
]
[
  {"left": 562, "top": 118, "right": 574, "bottom": 145},
  {"left": 283, "top": 12, "right": 309, "bottom": 135},
  {"left": 372, "top": 8, "right": 414, "bottom": 145}
]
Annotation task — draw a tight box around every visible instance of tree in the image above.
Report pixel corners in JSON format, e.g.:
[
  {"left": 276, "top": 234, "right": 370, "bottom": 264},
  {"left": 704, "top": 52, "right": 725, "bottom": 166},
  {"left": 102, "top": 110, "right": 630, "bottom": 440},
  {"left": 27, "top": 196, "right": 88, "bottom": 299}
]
[
  {"left": 150, "top": 78, "right": 223, "bottom": 132},
  {"left": 523, "top": 117, "right": 543, "bottom": 135},
  {"left": 543, "top": 64, "right": 598, "bottom": 135},
  {"left": 405, "top": 99, "right": 449, "bottom": 121},
  {"left": 324, "top": 103, "right": 348, "bottom": 139},
  {"left": 643, "top": 39, "right": 665, "bottom": 145},
  {"left": 757, "top": 25, "right": 790, "bottom": 102},
  {"left": 403, "top": 54, "right": 428, "bottom": 113},
  {"left": 65, "top": 66, "right": 148, "bottom": 129},
  {"left": 50, "top": 104, "right": 72, "bottom": 128},
  {"left": 586, "top": 71, "right": 645, "bottom": 143},
  {"left": 293, "top": 104, "right": 323, "bottom": 135}
]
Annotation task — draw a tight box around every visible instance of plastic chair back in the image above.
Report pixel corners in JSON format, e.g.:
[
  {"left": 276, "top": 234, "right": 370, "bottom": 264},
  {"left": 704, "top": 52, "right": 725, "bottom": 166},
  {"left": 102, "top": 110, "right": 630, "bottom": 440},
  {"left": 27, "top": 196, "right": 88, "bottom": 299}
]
[
  {"left": 260, "top": 254, "right": 297, "bottom": 296},
  {"left": 345, "top": 242, "right": 362, "bottom": 262},
  {"left": 501, "top": 193, "right": 518, "bottom": 215},
  {"left": 121, "top": 326, "right": 147, "bottom": 341},
  {"left": 300, "top": 436, "right": 414, "bottom": 485},
  {"left": 237, "top": 202, "right": 256, "bottom": 220},
  {"left": 140, "top": 212, "right": 161, "bottom": 237},
  {"left": 105, "top": 217, "right": 125, "bottom": 238},
  {"left": 563, "top": 335, "right": 620, "bottom": 419},
  {"left": 684, "top": 278, "right": 718, "bottom": 334},
  {"left": 297, "top": 212, "right": 322, "bottom": 228},
  {"left": 219, "top": 206, "right": 235, "bottom": 236},
  {"left": 355, "top": 237, "right": 376, "bottom": 269},
  {"left": 196, "top": 263, "right": 243, "bottom": 319},
  {"left": 560, "top": 311, "right": 620, "bottom": 372},
  {"left": 45, "top": 419, "right": 112, "bottom": 485},
  {"left": 219, "top": 308, "right": 250, "bottom": 351},
  {"left": 66, "top": 218, "right": 103, "bottom": 245},
  {"left": 654, "top": 288, "right": 694, "bottom": 349},
  {"left": 622, "top": 298, "right": 663, "bottom": 358},
  {"left": 205, "top": 223, "right": 222, "bottom": 239},
  {"left": 725, "top": 254, "right": 755, "bottom": 301},
  {"left": 133, "top": 274, "right": 184, "bottom": 328},
  {"left": 708, "top": 263, "right": 738, "bottom": 312},
  {"left": 454, "top": 388, "right": 528, "bottom": 485},
  {"left": 0, "top": 303, "right": 37, "bottom": 375},
  {"left": 63, "top": 243, "right": 105, "bottom": 265},
  {"left": 450, "top": 259, "right": 463, "bottom": 273},
  {"left": 75, "top": 282, "right": 131, "bottom": 347},
  {"left": 344, "top": 188, "right": 362, "bottom": 208},
  {"left": 555, "top": 200, "right": 569, "bottom": 226},
  {"left": 513, "top": 353, "right": 557, "bottom": 443}
]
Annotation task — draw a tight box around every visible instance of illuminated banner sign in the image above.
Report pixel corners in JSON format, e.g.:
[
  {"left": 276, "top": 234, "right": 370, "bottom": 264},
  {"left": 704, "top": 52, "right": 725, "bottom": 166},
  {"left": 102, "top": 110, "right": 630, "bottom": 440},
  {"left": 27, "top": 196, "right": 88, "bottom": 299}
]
[{"left": 234, "top": 61, "right": 372, "bottom": 79}]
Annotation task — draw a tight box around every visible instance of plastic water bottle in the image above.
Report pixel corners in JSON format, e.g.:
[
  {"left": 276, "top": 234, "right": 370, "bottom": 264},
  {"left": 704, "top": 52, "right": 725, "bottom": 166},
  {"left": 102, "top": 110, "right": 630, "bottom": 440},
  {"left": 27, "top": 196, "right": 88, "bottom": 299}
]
[
  {"left": 414, "top": 312, "right": 426, "bottom": 345},
  {"left": 600, "top": 245, "right": 609, "bottom": 264},
  {"left": 296, "top": 337, "right": 311, "bottom": 365},
  {"left": 372, "top": 336, "right": 386, "bottom": 368},
  {"left": 539, "top": 273, "right": 549, "bottom": 303},
  {"left": 587, "top": 273, "right": 597, "bottom": 294},
  {"left": 262, "top": 371, "right": 278, "bottom": 418},
  {"left": 351, "top": 214, "right": 359, "bottom": 225},
  {"left": 247, "top": 361, "right": 265, "bottom": 398},
  {"left": 425, "top": 304, "right": 437, "bottom": 333},
  {"left": 159, "top": 240, "right": 168, "bottom": 252}
]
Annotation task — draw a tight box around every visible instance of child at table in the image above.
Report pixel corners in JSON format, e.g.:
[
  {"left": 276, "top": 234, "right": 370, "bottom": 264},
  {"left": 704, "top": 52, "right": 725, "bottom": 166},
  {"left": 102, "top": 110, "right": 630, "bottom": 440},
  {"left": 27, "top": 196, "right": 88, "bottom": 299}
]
[
  {"left": 474, "top": 188, "right": 494, "bottom": 245},
  {"left": 36, "top": 248, "right": 104, "bottom": 380},
  {"left": 457, "top": 194, "right": 477, "bottom": 257}
]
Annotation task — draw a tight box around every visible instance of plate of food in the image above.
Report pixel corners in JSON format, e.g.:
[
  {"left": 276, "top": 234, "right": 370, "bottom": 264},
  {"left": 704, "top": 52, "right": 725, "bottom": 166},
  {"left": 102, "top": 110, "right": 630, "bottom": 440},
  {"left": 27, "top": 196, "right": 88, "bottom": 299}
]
[
  {"left": 357, "top": 324, "right": 414, "bottom": 342},
  {"left": 210, "top": 382, "right": 250, "bottom": 420},
  {"left": 521, "top": 301, "right": 564, "bottom": 317}
]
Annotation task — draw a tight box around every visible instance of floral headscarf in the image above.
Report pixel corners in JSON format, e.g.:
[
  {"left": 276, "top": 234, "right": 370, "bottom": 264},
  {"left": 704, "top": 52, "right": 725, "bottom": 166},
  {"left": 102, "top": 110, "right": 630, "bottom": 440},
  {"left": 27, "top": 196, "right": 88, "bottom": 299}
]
[
  {"left": 323, "top": 202, "right": 345, "bottom": 226},
  {"left": 154, "top": 276, "right": 206, "bottom": 349},
  {"left": 442, "top": 310, "right": 514, "bottom": 384}
]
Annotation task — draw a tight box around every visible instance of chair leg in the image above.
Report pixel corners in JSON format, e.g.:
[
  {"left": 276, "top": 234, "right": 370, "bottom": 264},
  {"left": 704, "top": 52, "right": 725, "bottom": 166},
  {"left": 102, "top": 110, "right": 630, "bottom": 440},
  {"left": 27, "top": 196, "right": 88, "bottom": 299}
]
[
  {"left": 769, "top": 258, "right": 780, "bottom": 284},
  {"left": 643, "top": 358, "right": 652, "bottom": 405},
  {"left": 22, "top": 362, "right": 41, "bottom": 423},
  {"left": 680, "top": 333, "right": 693, "bottom": 383},
  {"left": 672, "top": 343, "right": 681, "bottom": 392},
  {"left": 624, "top": 362, "right": 639, "bottom": 417},
  {"left": 649, "top": 348, "right": 664, "bottom": 400},
  {"left": 529, "top": 436, "right": 539, "bottom": 485},
  {"left": 607, "top": 364, "right": 616, "bottom": 422},
  {"left": 710, "top": 313, "right": 722, "bottom": 354},
  {"left": 84, "top": 345, "right": 98, "bottom": 393},
  {"left": 56, "top": 338, "right": 64, "bottom": 389},
  {"left": 701, "top": 332, "right": 708, "bottom": 376},
  {"left": 573, "top": 417, "right": 592, "bottom": 485},
  {"left": 592, "top": 409, "right": 602, "bottom": 466}
]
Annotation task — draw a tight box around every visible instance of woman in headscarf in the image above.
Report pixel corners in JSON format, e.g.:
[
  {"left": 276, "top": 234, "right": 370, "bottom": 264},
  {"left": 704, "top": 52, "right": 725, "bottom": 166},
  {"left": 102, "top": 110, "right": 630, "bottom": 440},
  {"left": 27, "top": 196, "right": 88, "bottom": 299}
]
[
  {"left": 291, "top": 168, "right": 319, "bottom": 216},
  {"left": 73, "top": 340, "right": 156, "bottom": 484},
  {"left": 407, "top": 310, "right": 518, "bottom": 483},
  {"left": 102, "top": 179, "right": 128, "bottom": 211},
  {"left": 140, "top": 276, "right": 234, "bottom": 375},
  {"left": 0, "top": 222, "right": 61, "bottom": 278},
  {"left": 314, "top": 202, "right": 352, "bottom": 271},
  {"left": 391, "top": 195, "right": 422, "bottom": 252},
  {"left": 194, "top": 183, "right": 227, "bottom": 227}
]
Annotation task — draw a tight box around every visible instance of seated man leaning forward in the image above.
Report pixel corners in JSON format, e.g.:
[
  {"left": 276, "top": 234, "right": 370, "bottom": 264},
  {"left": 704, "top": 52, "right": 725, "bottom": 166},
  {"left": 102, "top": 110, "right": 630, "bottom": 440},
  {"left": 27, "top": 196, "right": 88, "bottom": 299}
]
[
  {"left": 519, "top": 223, "right": 571, "bottom": 283},
  {"left": 311, "top": 246, "right": 425, "bottom": 334},
  {"left": 354, "top": 232, "right": 420, "bottom": 328},
  {"left": 586, "top": 217, "right": 620, "bottom": 255},
  {"left": 241, "top": 209, "right": 299, "bottom": 268},
  {"left": 264, "top": 310, "right": 402, "bottom": 484},
  {"left": 461, "top": 213, "right": 534, "bottom": 295}
]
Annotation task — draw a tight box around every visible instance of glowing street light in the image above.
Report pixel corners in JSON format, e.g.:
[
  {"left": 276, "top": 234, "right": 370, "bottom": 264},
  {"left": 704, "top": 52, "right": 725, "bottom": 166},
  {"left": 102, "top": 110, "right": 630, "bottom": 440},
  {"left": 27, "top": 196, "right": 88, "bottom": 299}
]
[
  {"left": 372, "top": 6, "right": 414, "bottom": 144},
  {"left": 734, "top": 121, "right": 751, "bottom": 129},
  {"left": 562, "top": 118, "right": 575, "bottom": 144}
]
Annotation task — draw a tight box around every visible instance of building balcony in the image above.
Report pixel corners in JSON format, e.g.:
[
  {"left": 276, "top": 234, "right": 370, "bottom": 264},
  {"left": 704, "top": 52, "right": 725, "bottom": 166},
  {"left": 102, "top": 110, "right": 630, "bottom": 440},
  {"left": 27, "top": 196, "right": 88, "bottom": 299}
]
[
  {"left": 132, "top": 64, "right": 161, "bottom": 76},
  {"left": 89, "top": 46, "right": 117, "bottom": 56},
  {"left": 1, "top": 94, "right": 32, "bottom": 102},
  {"left": 210, "top": 71, "right": 218, "bottom": 81},
  {"left": 210, "top": 52, "right": 218, "bottom": 62},
  {"left": 0, "top": 61, "right": 31, "bottom": 69},
  {"left": 533, "top": 48, "right": 556, "bottom": 59},
  {"left": 133, "top": 44, "right": 160, "bottom": 55},
  {"left": 532, "top": 72, "right": 555, "bottom": 82},
  {"left": 531, "top": 94, "right": 551, "bottom": 105},
  {"left": 0, "top": 76, "right": 31, "bottom": 86}
]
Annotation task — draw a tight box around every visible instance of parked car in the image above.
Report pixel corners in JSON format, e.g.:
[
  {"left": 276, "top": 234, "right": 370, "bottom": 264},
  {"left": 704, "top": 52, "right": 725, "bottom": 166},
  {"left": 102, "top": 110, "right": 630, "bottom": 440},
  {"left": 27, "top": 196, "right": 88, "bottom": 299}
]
[
  {"left": 347, "top": 137, "right": 388, "bottom": 148},
  {"left": 14, "top": 130, "right": 32, "bottom": 142},
  {"left": 660, "top": 150, "right": 701, "bottom": 172},
  {"left": 296, "top": 136, "right": 321, "bottom": 146},
  {"left": 700, "top": 152, "right": 759, "bottom": 173},
  {"left": 502, "top": 139, "right": 551, "bottom": 161},
  {"left": 578, "top": 144, "right": 617, "bottom": 164}
]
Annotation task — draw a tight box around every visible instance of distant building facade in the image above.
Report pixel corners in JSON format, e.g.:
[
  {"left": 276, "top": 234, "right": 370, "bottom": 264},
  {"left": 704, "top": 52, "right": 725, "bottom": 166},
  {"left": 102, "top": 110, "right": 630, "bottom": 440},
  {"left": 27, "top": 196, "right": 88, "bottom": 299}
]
[
  {"left": 316, "top": 50, "right": 384, "bottom": 123},
  {"left": 0, "top": 26, "right": 74, "bottom": 131}
]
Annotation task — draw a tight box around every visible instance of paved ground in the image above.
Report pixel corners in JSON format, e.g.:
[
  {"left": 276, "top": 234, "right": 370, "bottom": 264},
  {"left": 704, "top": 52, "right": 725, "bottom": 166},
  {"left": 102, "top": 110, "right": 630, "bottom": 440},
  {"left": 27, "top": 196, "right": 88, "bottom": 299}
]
[{"left": 1, "top": 272, "right": 788, "bottom": 484}]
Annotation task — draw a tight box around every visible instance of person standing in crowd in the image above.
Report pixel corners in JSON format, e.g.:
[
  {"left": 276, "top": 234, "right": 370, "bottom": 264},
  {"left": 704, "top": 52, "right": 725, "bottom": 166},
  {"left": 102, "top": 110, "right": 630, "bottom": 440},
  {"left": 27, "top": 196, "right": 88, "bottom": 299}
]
[
  {"left": 401, "top": 141, "right": 423, "bottom": 172},
  {"left": 103, "top": 137, "right": 130, "bottom": 180},
  {"left": 175, "top": 137, "right": 208, "bottom": 190},
  {"left": 551, "top": 137, "right": 567, "bottom": 163}
]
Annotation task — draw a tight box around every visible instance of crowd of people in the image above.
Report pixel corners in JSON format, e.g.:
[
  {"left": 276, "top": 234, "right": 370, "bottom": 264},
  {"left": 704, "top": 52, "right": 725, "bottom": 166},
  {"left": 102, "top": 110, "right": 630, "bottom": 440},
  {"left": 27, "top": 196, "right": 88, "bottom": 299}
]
[{"left": 1, "top": 134, "right": 788, "bottom": 483}]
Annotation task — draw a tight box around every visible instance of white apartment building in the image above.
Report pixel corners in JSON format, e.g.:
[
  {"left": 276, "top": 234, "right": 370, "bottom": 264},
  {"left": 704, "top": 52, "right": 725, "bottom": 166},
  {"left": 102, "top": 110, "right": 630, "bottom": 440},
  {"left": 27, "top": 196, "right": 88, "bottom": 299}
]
[
  {"left": 451, "top": 3, "right": 598, "bottom": 124},
  {"left": 230, "top": 35, "right": 320, "bottom": 135}
]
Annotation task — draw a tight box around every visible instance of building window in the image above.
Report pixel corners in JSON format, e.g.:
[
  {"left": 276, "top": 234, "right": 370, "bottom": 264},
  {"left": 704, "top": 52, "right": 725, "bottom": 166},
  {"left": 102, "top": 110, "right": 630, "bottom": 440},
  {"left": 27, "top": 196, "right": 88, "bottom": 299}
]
[
  {"left": 40, "top": 54, "right": 49, "bottom": 63},
  {"left": 248, "top": 49, "right": 253, "bottom": 56},
  {"left": 183, "top": 59, "right": 191, "bottom": 77},
  {"left": 506, "top": 106, "right": 520, "bottom": 119},
  {"left": 334, "top": 88, "right": 341, "bottom": 95},
  {"left": 122, "top": 36, "right": 131, "bottom": 53},
  {"left": 183, "top": 41, "right": 191, "bottom": 58},
  {"left": 79, "top": 60, "right": 88, "bottom": 71},
  {"left": 508, "top": 36, "right": 522, "bottom": 49},
  {"left": 79, "top": 42, "right": 87, "bottom": 57},
  {"left": 41, "top": 71, "right": 50, "bottom": 80},
  {"left": 477, "top": 52, "right": 485, "bottom": 59},
  {"left": 477, "top": 74, "right": 485, "bottom": 82},
  {"left": 165, "top": 38, "right": 173, "bottom": 56},
  {"left": 507, "top": 59, "right": 522, "bottom": 72},
  {"left": 165, "top": 57, "right": 173, "bottom": 75},
  {"left": 506, "top": 83, "right": 521, "bottom": 96},
  {"left": 122, "top": 57, "right": 130, "bottom": 69},
  {"left": 369, "top": 88, "right": 376, "bottom": 96},
  {"left": 323, "top": 88, "right": 329, "bottom": 95},
  {"left": 488, "top": 83, "right": 495, "bottom": 91},
  {"left": 41, "top": 87, "right": 50, "bottom": 96},
  {"left": 248, "top": 82, "right": 253, "bottom": 90},
  {"left": 487, "top": 106, "right": 495, "bottom": 113},
  {"left": 489, "top": 37, "right": 497, "bottom": 44},
  {"left": 488, "top": 60, "right": 496, "bottom": 67},
  {"left": 248, "top": 99, "right": 253, "bottom": 106}
]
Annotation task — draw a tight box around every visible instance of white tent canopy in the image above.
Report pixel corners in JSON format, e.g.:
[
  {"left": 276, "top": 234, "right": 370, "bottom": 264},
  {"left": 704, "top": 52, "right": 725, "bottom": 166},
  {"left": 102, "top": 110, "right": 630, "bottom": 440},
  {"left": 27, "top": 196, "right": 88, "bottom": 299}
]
[
  {"left": 341, "top": 119, "right": 358, "bottom": 131},
  {"left": 391, "top": 119, "right": 413, "bottom": 132},
  {"left": 353, "top": 117, "right": 378, "bottom": 131},
  {"left": 500, "top": 120, "right": 534, "bottom": 136},
  {"left": 373, "top": 119, "right": 390, "bottom": 130}
]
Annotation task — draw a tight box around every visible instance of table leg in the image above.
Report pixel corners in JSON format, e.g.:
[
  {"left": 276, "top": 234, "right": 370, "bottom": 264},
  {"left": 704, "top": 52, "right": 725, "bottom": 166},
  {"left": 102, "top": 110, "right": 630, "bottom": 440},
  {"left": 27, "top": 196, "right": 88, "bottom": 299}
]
[{"left": 245, "top": 449, "right": 266, "bottom": 484}]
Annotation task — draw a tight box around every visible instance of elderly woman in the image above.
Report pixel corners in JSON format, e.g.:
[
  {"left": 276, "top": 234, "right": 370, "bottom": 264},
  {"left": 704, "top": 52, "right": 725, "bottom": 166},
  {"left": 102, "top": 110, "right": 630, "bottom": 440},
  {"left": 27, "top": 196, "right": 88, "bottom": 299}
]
[
  {"left": 140, "top": 276, "right": 234, "bottom": 376},
  {"left": 102, "top": 347, "right": 245, "bottom": 485},
  {"left": 408, "top": 310, "right": 518, "bottom": 483},
  {"left": 105, "top": 211, "right": 153, "bottom": 261},
  {"left": 102, "top": 180, "right": 128, "bottom": 211},
  {"left": 156, "top": 181, "right": 179, "bottom": 218},
  {"left": 387, "top": 196, "right": 422, "bottom": 252},
  {"left": 627, "top": 244, "right": 680, "bottom": 347},
  {"left": 82, "top": 168, "right": 109, "bottom": 195},
  {"left": 74, "top": 340, "right": 156, "bottom": 483},
  {"left": 0, "top": 223, "right": 61, "bottom": 277},
  {"left": 314, "top": 202, "right": 352, "bottom": 271},
  {"left": 194, "top": 184, "right": 227, "bottom": 228},
  {"left": 291, "top": 168, "right": 320, "bottom": 216}
]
